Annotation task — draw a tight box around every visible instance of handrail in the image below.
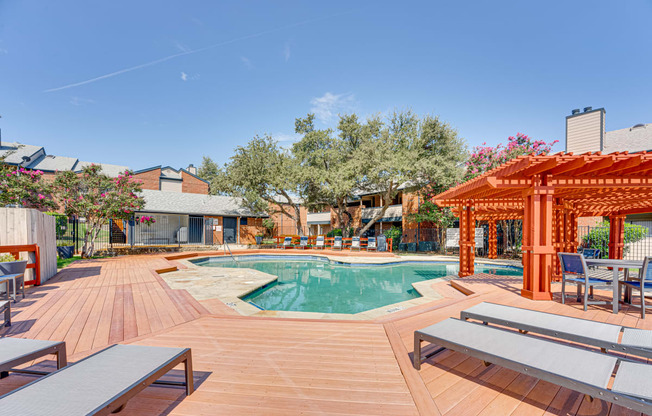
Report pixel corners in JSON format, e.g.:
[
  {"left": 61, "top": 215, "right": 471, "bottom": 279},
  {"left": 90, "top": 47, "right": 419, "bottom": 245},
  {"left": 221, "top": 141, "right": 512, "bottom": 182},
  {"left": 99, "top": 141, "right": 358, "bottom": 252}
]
[
  {"left": 223, "top": 241, "right": 238, "bottom": 265},
  {"left": 0, "top": 244, "right": 41, "bottom": 286}
]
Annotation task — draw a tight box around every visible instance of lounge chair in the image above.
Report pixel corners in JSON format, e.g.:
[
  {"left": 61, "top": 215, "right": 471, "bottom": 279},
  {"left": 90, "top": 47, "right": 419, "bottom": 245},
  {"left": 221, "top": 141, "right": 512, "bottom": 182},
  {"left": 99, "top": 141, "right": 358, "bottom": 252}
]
[
  {"left": 619, "top": 256, "right": 652, "bottom": 318},
  {"left": 280, "top": 236, "right": 293, "bottom": 249},
  {"left": 298, "top": 236, "right": 309, "bottom": 250},
  {"left": 460, "top": 302, "right": 652, "bottom": 359},
  {"left": 0, "top": 338, "right": 66, "bottom": 378},
  {"left": 315, "top": 235, "right": 325, "bottom": 249},
  {"left": 351, "top": 236, "right": 361, "bottom": 251},
  {"left": 414, "top": 318, "right": 652, "bottom": 414},
  {"left": 366, "top": 237, "right": 377, "bottom": 251},
  {"left": 558, "top": 252, "right": 612, "bottom": 311},
  {"left": 0, "top": 300, "right": 9, "bottom": 327},
  {"left": 333, "top": 236, "right": 343, "bottom": 250},
  {"left": 0, "top": 344, "right": 193, "bottom": 415}
]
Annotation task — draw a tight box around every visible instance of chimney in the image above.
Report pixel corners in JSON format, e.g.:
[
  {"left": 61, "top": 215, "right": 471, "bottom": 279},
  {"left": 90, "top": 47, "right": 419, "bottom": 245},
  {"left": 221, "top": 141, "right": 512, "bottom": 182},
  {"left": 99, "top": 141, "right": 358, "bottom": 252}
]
[
  {"left": 565, "top": 107, "right": 605, "bottom": 154},
  {"left": 186, "top": 164, "right": 197, "bottom": 175}
]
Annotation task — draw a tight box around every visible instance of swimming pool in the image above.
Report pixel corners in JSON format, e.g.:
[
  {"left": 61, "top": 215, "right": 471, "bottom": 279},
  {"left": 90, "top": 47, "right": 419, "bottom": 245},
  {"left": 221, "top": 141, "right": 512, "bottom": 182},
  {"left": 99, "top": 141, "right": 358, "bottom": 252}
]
[{"left": 192, "top": 256, "right": 522, "bottom": 314}]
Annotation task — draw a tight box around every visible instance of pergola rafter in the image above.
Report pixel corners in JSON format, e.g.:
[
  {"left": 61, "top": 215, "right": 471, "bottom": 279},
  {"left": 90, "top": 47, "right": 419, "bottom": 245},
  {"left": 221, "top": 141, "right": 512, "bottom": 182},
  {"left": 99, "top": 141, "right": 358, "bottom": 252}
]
[{"left": 434, "top": 152, "right": 652, "bottom": 300}]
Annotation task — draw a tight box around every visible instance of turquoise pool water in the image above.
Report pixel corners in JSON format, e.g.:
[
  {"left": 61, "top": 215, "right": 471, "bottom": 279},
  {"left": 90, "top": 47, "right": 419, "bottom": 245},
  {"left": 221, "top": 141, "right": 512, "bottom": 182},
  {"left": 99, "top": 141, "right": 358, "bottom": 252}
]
[{"left": 192, "top": 256, "right": 522, "bottom": 314}]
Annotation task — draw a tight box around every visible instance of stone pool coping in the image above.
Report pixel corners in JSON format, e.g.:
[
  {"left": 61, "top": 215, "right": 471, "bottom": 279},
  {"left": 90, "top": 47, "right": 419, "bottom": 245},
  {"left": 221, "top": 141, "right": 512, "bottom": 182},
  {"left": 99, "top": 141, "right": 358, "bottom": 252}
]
[{"left": 160, "top": 253, "right": 522, "bottom": 320}]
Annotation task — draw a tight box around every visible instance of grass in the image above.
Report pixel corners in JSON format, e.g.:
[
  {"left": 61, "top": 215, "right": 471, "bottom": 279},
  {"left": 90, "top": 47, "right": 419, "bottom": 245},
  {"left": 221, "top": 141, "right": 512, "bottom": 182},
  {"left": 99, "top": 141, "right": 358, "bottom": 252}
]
[{"left": 57, "top": 254, "right": 111, "bottom": 270}]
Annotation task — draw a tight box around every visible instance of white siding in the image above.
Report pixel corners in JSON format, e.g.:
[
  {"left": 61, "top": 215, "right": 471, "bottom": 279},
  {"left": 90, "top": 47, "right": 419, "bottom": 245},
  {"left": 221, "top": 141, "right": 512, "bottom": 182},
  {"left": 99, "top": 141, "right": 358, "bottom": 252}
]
[
  {"left": 566, "top": 110, "right": 604, "bottom": 154},
  {"left": 160, "top": 178, "right": 182, "bottom": 192}
]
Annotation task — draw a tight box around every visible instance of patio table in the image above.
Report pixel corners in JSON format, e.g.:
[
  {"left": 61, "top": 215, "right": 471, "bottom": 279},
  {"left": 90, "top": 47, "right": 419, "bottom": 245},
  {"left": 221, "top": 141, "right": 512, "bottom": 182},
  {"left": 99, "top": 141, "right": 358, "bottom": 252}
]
[
  {"left": 0, "top": 274, "right": 23, "bottom": 303},
  {"left": 584, "top": 259, "right": 644, "bottom": 314}
]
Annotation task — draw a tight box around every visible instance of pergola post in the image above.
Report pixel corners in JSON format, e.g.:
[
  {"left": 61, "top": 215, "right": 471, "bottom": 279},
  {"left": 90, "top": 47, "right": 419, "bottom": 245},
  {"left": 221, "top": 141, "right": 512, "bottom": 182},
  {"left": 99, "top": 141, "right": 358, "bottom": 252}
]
[
  {"left": 488, "top": 220, "right": 497, "bottom": 259},
  {"left": 458, "top": 202, "right": 475, "bottom": 277},
  {"left": 521, "top": 176, "right": 554, "bottom": 300},
  {"left": 608, "top": 214, "right": 626, "bottom": 259},
  {"left": 551, "top": 199, "right": 564, "bottom": 281}
]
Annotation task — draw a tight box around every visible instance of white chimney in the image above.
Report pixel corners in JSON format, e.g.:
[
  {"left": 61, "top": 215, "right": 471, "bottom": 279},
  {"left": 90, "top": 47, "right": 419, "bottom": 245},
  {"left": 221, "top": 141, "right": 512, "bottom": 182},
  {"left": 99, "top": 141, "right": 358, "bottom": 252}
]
[
  {"left": 565, "top": 107, "right": 605, "bottom": 154},
  {"left": 186, "top": 164, "right": 197, "bottom": 175}
]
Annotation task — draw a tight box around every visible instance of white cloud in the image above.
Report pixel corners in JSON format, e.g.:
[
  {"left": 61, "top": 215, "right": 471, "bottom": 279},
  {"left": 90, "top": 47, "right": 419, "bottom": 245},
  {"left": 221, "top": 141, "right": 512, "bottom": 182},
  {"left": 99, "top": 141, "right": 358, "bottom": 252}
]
[
  {"left": 241, "top": 56, "right": 254, "bottom": 69},
  {"left": 70, "top": 97, "right": 95, "bottom": 106},
  {"left": 283, "top": 42, "right": 291, "bottom": 62},
  {"left": 180, "top": 72, "right": 200, "bottom": 81},
  {"left": 274, "top": 132, "right": 300, "bottom": 149},
  {"left": 310, "top": 92, "right": 355, "bottom": 123},
  {"left": 181, "top": 72, "right": 188, "bottom": 81}
]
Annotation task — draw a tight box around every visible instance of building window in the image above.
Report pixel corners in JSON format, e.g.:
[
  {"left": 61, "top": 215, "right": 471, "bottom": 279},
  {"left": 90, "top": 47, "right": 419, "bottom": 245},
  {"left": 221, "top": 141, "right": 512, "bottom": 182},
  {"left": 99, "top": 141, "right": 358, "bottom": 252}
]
[{"left": 240, "top": 217, "right": 248, "bottom": 225}]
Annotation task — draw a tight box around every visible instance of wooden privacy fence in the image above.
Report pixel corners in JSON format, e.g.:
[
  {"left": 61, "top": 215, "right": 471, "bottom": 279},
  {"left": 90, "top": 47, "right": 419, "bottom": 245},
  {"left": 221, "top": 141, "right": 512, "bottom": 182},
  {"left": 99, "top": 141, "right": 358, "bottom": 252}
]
[{"left": 0, "top": 208, "right": 57, "bottom": 284}]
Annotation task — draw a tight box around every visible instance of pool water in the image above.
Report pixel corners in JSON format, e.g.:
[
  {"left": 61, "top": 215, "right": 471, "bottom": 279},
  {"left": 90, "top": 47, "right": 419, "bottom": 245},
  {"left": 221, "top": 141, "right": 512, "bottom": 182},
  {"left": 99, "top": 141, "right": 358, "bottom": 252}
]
[{"left": 192, "top": 256, "right": 522, "bottom": 314}]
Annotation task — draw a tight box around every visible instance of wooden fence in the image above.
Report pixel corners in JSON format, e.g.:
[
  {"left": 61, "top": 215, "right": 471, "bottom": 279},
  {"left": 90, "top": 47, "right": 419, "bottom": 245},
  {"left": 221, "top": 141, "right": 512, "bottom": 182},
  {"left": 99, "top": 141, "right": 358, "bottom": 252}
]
[{"left": 0, "top": 208, "right": 57, "bottom": 284}]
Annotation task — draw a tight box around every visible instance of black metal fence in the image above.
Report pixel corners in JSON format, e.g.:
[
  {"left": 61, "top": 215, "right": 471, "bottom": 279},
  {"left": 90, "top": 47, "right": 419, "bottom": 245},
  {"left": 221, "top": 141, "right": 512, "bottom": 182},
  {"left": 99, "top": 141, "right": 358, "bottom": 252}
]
[{"left": 578, "top": 222, "right": 652, "bottom": 261}]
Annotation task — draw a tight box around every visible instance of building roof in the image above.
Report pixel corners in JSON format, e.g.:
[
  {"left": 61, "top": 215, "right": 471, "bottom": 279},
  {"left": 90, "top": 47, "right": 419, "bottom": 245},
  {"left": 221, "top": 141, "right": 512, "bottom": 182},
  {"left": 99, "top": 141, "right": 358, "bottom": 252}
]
[
  {"left": 604, "top": 123, "right": 652, "bottom": 154},
  {"left": 74, "top": 161, "right": 130, "bottom": 177},
  {"left": 0, "top": 142, "right": 44, "bottom": 165},
  {"left": 29, "top": 154, "right": 78, "bottom": 171},
  {"left": 139, "top": 189, "right": 266, "bottom": 217}
]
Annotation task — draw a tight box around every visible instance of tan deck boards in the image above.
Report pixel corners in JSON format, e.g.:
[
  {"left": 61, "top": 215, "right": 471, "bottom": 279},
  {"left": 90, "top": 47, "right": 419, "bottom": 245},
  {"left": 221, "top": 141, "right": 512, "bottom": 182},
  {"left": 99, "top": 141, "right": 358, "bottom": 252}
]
[{"left": 0, "top": 255, "right": 650, "bottom": 415}]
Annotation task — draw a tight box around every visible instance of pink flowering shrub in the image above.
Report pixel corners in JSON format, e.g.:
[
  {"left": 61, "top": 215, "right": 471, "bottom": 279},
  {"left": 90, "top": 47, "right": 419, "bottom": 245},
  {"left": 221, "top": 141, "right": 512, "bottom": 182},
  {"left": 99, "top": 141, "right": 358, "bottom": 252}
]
[
  {"left": 53, "top": 164, "right": 145, "bottom": 257},
  {"left": 464, "top": 133, "right": 559, "bottom": 181},
  {"left": 0, "top": 164, "right": 55, "bottom": 209},
  {"left": 139, "top": 216, "right": 156, "bottom": 226}
]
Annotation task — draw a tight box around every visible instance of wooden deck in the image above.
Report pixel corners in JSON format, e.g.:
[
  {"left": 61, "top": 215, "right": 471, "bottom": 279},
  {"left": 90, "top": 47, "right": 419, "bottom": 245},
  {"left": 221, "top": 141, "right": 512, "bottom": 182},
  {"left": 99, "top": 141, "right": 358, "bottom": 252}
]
[{"left": 1, "top": 253, "right": 650, "bottom": 415}]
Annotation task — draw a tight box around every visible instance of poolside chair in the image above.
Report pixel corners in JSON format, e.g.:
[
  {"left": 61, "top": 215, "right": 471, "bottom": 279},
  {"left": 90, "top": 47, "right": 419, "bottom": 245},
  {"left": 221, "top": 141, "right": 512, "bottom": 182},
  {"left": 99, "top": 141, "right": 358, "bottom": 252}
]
[
  {"left": 619, "top": 256, "right": 652, "bottom": 318},
  {"left": 315, "top": 235, "right": 325, "bottom": 249},
  {"left": 460, "top": 302, "right": 652, "bottom": 359},
  {"left": 582, "top": 248, "right": 601, "bottom": 259},
  {"left": 366, "top": 237, "right": 377, "bottom": 251},
  {"left": 414, "top": 318, "right": 652, "bottom": 414},
  {"left": 558, "top": 252, "right": 612, "bottom": 311},
  {"left": 0, "top": 300, "right": 8, "bottom": 328},
  {"left": 0, "top": 344, "right": 193, "bottom": 415},
  {"left": 351, "top": 236, "right": 361, "bottom": 251},
  {"left": 298, "top": 236, "right": 309, "bottom": 250},
  {"left": 0, "top": 338, "right": 66, "bottom": 378},
  {"left": 333, "top": 236, "right": 343, "bottom": 250},
  {"left": 281, "top": 236, "right": 293, "bottom": 249}
]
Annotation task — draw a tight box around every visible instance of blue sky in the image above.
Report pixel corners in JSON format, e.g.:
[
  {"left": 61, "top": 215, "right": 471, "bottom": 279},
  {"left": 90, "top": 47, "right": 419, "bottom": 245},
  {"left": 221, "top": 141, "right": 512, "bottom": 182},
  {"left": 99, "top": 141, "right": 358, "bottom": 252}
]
[{"left": 1, "top": 1, "right": 651, "bottom": 170}]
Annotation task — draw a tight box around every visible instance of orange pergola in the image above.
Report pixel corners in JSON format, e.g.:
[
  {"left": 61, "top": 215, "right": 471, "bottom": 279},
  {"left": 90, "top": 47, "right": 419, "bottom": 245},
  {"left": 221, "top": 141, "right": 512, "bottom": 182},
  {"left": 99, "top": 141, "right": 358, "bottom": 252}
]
[{"left": 434, "top": 152, "right": 652, "bottom": 301}]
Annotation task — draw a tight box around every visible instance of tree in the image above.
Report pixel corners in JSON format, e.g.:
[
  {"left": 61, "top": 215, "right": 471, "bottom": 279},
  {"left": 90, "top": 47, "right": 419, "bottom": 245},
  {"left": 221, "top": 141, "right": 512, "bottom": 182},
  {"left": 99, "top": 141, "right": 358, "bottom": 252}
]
[
  {"left": 216, "top": 135, "right": 305, "bottom": 235},
  {"left": 356, "top": 111, "right": 467, "bottom": 236},
  {"left": 197, "top": 156, "right": 227, "bottom": 195},
  {"left": 53, "top": 165, "right": 145, "bottom": 258},
  {"left": 0, "top": 158, "right": 55, "bottom": 209},
  {"left": 292, "top": 114, "right": 367, "bottom": 237}
]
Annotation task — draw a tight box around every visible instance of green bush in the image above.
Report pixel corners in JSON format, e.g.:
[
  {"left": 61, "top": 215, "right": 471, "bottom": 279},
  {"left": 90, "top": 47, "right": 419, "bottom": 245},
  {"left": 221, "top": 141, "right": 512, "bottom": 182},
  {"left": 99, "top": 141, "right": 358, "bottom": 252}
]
[
  {"left": 383, "top": 226, "right": 402, "bottom": 251},
  {"left": 0, "top": 254, "right": 17, "bottom": 263},
  {"left": 582, "top": 221, "right": 648, "bottom": 257},
  {"left": 46, "top": 212, "right": 69, "bottom": 237},
  {"left": 326, "top": 228, "right": 354, "bottom": 237}
]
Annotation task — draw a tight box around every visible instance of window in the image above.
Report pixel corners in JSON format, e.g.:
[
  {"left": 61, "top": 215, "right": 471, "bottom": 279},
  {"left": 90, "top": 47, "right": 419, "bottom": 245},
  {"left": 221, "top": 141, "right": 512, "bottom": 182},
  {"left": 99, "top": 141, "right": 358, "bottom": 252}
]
[{"left": 240, "top": 217, "right": 248, "bottom": 225}]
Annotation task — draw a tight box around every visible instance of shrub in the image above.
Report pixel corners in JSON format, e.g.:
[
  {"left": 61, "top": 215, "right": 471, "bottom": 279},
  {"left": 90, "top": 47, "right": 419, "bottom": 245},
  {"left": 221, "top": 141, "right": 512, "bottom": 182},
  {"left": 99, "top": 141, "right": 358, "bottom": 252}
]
[
  {"left": 327, "top": 228, "right": 354, "bottom": 237},
  {"left": 582, "top": 221, "right": 648, "bottom": 257},
  {"left": 46, "top": 212, "right": 69, "bottom": 237},
  {"left": 383, "top": 226, "right": 402, "bottom": 250},
  {"left": 0, "top": 254, "right": 17, "bottom": 262}
]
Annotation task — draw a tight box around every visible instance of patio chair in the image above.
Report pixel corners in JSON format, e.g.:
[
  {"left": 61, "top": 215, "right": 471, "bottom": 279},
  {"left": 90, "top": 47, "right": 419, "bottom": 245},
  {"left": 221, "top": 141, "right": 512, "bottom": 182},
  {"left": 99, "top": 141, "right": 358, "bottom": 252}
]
[
  {"left": 298, "top": 236, "right": 309, "bottom": 250},
  {"left": 582, "top": 248, "right": 601, "bottom": 259},
  {"left": 280, "top": 236, "right": 293, "bottom": 249},
  {"left": 333, "top": 236, "right": 343, "bottom": 250},
  {"left": 0, "top": 300, "right": 8, "bottom": 328},
  {"left": 351, "top": 236, "right": 361, "bottom": 251},
  {"left": 0, "top": 338, "right": 67, "bottom": 378},
  {"left": 0, "top": 344, "right": 193, "bottom": 415},
  {"left": 460, "top": 302, "right": 652, "bottom": 359},
  {"left": 619, "top": 256, "right": 652, "bottom": 319},
  {"left": 558, "top": 252, "right": 612, "bottom": 311},
  {"left": 414, "top": 318, "right": 652, "bottom": 414},
  {"left": 315, "top": 235, "right": 325, "bottom": 249},
  {"left": 366, "top": 237, "right": 377, "bottom": 251}
]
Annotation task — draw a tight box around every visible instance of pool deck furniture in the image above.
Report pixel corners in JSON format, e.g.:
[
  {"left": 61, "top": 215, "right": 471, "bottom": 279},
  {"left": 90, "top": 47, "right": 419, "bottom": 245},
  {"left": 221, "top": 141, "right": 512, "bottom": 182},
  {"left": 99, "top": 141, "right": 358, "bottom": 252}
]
[
  {"left": 558, "top": 252, "right": 612, "bottom": 311},
  {"left": 619, "top": 257, "right": 652, "bottom": 318},
  {"left": 298, "top": 236, "right": 309, "bottom": 250},
  {"left": 0, "top": 273, "right": 25, "bottom": 303},
  {"left": 413, "top": 318, "right": 652, "bottom": 414},
  {"left": 332, "top": 236, "right": 343, "bottom": 250},
  {"left": 0, "top": 344, "right": 193, "bottom": 415},
  {"left": 460, "top": 302, "right": 652, "bottom": 359},
  {"left": 584, "top": 258, "right": 644, "bottom": 314},
  {"left": 315, "top": 235, "right": 325, "bottom": 249},
  {"left": 0, "top": 338, "right": 66, "bottom": 378},
  {"left": 279, "top": 236, "right": 293, "bottom": 249},
  {"left": 366, "top": 237, "right": 377, "bottom": 251},
  {"left": 351, "top": 236, "right": 361, "bottom": 251},
  {"left": 0, "top": 300, "right": 8, "bottom": 327}
]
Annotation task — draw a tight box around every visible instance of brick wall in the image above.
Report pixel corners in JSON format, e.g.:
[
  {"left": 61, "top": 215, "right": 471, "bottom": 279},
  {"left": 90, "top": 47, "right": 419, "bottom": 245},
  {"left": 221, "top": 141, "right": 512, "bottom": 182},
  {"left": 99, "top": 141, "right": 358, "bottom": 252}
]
[
  {"left": 270, "top": 203, "right": 308, "bottom": 235},
  {"left": 181, "top": 171, "right": 209, "bottom": 195},
  {"left": 133, "top": 168, "right": 161, "bottom": 191}
]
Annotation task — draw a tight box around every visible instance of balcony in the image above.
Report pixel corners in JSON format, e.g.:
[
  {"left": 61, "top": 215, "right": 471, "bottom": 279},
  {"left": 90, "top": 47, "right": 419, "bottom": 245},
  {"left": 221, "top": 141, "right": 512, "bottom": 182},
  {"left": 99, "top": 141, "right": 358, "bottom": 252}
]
[
  {"left": 307, "top": 211, "right": 331, "bottom": 224},
  {"left": 361, "top": 204, "right": 402, "bottom": 223}
]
